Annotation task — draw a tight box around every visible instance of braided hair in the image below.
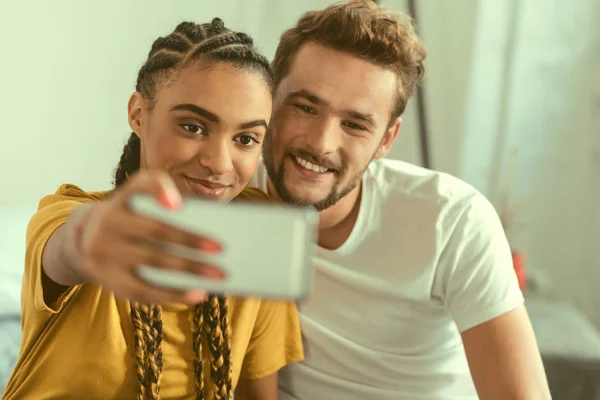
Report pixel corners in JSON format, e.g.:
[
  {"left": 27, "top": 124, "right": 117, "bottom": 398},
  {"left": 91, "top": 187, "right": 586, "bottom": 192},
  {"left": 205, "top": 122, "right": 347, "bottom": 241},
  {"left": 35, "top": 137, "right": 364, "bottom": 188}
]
[{"left": 114, "top": 18, "right": 272, "bottom": 400}]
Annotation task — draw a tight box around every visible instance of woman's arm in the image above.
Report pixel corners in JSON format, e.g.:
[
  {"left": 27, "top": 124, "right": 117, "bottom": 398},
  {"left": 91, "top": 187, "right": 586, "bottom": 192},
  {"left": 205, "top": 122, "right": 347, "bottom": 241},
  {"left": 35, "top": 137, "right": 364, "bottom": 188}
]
[
  {"left": 236, "top": 299, "right": 303, "bottom": 400},
  {"left": 234, "top": 372, "right": 278, "bottom": 400},
  {"left": 37, "top": 171, "right": 222, "bottom": 307},
  {"left": 42, "top": 203, "right": 94, "bottom": 289}
]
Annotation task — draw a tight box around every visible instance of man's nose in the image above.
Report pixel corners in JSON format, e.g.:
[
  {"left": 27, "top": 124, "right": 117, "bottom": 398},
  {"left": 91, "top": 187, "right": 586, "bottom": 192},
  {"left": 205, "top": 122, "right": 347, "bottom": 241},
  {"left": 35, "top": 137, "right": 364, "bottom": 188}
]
[{"left": 305, "top": 118, "right": 342, "bottom": 155}]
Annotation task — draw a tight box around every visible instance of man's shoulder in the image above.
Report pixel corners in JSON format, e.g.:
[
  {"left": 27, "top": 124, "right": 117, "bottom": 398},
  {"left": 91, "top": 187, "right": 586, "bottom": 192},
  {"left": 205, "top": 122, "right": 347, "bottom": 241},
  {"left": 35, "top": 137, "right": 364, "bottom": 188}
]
[
  {"left": 367, "top": 159, "right": 501, "bottom": 243},
  {"left": 367, "top": 159, "right": 479, "bottom": 208}
]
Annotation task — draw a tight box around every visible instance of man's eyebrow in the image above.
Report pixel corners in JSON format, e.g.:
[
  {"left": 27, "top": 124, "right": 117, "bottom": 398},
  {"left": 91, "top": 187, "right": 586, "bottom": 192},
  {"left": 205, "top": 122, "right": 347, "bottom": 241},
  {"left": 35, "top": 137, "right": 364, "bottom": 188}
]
[
  {"left": 287, "top": 89, "right": 329, "bottom": 106},
  {"left": 287, "top": 89, "right": 376, "bottom": 127},
  {"left": 347, "top": 110, "right": 376, "bottom": 127},
  {"left": 171, "top": 103, "right": 267, "bottom": 130}
]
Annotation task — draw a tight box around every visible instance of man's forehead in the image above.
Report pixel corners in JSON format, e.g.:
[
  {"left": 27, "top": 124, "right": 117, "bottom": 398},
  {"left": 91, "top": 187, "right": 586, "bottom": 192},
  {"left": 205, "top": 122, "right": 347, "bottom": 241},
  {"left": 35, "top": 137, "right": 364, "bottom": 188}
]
[{"left": 279, "top": 43, "right": 397, "bottom": 118}]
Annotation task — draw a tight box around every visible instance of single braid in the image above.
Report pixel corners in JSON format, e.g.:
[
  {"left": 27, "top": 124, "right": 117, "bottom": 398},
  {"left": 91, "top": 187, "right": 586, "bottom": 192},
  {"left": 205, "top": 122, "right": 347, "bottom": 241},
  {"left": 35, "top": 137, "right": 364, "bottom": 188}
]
[
  {"left": 137, "top": 303, "right": 162, "bottom": 400},
  {"left": 148, "top": 35, "right": 191, "bottom": 58},
  {"left": 114, "top": 17, "right": 270, "bottom": 399},
  {"left": 203, "top": 295, "right": 231, "bottom": 400},
  {"left": 218, "top": 296, "right": 233, "bottom": 391},
  {"left": 146, "top": 305, "right": 164, "bottom": 399},
  {"left": 191, "top": 32, "right": 254, "bottom": 55},
  {"left": 114, "top": 133, "right": 140, "bottom": 187},
  {"left": 192, "top": 303, "right": 205, "bottom": 400},
  {"left": 175, "top": 21, "right": 208, "bottom": 43},
  {"left": 131, "top": 303, "right": 149, "bottom": 400}
]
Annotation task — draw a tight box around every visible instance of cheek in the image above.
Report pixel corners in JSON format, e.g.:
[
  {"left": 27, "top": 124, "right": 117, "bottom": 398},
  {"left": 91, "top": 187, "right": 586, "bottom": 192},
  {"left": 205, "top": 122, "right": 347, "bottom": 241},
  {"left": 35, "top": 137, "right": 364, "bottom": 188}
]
[
  {"left": 272, "top": 109, "right": 306, "bottom": 144},
  {"left": 146, "top": 133, "right": 197, "bottom": 169},
  {"left": 341, "top": 137, "right": 378, "bottom": 172},
  {"left": 232, "top": 149, "right": 262, "bottom": 184}
]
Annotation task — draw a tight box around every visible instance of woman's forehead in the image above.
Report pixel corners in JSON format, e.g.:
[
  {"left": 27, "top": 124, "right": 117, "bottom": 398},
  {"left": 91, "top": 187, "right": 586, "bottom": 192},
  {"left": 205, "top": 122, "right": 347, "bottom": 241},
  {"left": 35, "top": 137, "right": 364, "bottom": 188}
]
[{"left": 153, "top": 63, "right": 273, "bottom": 123}]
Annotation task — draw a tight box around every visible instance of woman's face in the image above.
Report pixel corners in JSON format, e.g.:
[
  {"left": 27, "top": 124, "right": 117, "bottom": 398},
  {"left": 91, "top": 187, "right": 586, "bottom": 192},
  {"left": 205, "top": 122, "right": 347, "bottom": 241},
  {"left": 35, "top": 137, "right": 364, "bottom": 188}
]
[{"left": 128, "top": 62, "right": 272, "bottom": 202}]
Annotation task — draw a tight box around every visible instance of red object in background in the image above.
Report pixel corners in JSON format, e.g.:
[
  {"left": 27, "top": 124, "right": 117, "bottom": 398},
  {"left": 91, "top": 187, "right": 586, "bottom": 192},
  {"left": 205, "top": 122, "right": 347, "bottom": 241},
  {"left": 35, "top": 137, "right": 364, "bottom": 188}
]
[{"left": 512, "top": 251, "right": 527, "bottom": 292}]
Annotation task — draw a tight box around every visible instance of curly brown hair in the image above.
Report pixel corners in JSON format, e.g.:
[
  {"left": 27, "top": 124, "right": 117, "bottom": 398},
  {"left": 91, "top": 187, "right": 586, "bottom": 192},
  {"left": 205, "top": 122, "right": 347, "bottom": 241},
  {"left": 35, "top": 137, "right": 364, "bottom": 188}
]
[
  {"left": 272, "top": 0, "right": 427, "bottom": 120},
  {"left": 114, "top": 18, "right": 272, "bottom": 400}
]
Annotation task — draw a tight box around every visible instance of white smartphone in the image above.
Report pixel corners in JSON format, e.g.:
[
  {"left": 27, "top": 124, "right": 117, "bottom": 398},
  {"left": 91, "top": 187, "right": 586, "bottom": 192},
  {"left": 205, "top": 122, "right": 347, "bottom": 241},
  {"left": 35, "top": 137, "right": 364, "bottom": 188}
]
[{"left": 129, "top": 194, "right": 318, "bottom": 300}]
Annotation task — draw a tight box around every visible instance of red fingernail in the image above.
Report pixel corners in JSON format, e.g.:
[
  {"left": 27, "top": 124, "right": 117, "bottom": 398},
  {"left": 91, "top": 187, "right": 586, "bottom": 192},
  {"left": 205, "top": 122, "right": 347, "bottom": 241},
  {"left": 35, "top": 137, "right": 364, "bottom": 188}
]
[
  {"left": 204, "top": 267, "right": 226, "bottom": 280},
  {"left": 199, "top": 241, "right": 222, "bottom": 253},
  {"left": 185, "top": 290, "right": 207, "bottom": 304},
  {"left": 160, "top": 190, "right": 181, "bottom": 209}
]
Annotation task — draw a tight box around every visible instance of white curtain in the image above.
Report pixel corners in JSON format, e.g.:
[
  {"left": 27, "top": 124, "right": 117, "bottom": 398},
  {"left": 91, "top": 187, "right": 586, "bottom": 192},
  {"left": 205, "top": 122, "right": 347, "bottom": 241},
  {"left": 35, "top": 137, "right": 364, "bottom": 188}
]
[{"left": 461, "top": 0, "right": 600, "bottom": 326}]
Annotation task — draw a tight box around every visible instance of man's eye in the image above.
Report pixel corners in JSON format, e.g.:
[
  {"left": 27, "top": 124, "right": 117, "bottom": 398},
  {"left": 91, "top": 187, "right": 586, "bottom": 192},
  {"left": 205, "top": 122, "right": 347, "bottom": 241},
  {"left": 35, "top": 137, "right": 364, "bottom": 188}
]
[
  {"left": 295, "top": 104, "right": 316, "bottom": 114},
  {"left": 181, "top": 124, "right": 206, "bottom": 135},
  {"left": 343, "top": 121, "right": 367, "bottom": 131}
]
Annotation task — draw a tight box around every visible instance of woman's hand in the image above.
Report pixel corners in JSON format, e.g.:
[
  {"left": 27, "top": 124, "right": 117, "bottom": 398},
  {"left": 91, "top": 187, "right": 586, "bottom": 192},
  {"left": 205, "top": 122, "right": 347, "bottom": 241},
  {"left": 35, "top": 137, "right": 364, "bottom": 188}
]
[{"left": 75, "top": 170, "right": 223, "bottom": 305}]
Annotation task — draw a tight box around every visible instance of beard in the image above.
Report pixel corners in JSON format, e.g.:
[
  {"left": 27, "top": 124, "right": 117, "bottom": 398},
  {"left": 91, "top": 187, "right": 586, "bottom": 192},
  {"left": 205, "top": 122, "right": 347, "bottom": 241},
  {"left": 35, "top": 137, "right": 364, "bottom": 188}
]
[{"left": 263, "top": 135, "right": 366, "bottom": 211}]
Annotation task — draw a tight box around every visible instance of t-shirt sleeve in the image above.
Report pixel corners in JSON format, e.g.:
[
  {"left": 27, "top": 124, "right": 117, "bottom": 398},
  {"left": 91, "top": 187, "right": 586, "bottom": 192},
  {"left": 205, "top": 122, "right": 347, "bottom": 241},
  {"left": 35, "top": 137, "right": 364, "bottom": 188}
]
[
  {"left": 436, "top": 193, "right": 524, "bottom": 333},
  {"left": 23, "top": 185, "right": 98, "bottom": 314},
  {"left": 239, "top": 299, "right": 304, "bottom": 380}
]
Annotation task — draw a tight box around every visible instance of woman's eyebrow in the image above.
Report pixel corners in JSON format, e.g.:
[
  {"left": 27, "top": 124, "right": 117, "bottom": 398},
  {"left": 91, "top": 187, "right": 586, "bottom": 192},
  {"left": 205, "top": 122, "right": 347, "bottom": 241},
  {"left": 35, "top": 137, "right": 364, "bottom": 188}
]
[
  {"left": 171, "top": 103, "right": 267, "bottom": 130},
  {"left": 171, "top": 103, "right": 219, "bottom": 123},
  {"left": 239, "top": 120, "right": 267, "bottom": 130}
]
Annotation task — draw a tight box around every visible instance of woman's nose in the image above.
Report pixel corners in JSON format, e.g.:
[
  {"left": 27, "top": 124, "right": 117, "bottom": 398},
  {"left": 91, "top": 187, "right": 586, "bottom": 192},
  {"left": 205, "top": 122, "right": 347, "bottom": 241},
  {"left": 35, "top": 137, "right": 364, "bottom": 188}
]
[{"left": 198, "top": 137, "right": 233, "bottom": 175}]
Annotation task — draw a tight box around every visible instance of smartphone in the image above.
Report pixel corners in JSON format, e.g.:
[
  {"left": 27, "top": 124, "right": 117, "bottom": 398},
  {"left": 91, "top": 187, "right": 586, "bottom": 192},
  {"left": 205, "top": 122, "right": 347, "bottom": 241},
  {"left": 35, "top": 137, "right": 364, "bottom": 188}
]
[{"left": 129, "top": 194, "right": 318, "bottom": 300}]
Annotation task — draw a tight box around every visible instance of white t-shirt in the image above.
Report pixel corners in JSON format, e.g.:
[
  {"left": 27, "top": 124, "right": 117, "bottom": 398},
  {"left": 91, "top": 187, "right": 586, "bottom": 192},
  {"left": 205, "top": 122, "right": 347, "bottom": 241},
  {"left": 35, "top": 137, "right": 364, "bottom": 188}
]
[{"left": 249, "top": 158, "right": 524, "bottom": 400}]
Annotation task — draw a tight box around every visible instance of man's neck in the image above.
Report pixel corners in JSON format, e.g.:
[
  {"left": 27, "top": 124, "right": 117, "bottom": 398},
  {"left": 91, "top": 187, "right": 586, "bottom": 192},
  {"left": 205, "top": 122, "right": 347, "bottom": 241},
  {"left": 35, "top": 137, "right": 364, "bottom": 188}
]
[
  {"left": 317, "top": 185, "right": 361, "bottom": 250},
  {"left": 266, "top": 179, "right": 362, "bottom": 250}
]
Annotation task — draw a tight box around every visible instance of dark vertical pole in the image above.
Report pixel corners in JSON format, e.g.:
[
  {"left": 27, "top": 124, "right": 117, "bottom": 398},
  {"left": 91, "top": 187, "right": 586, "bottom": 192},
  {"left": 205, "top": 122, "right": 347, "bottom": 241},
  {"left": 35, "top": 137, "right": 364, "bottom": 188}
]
[
  {"left": 406, "top": 0, "right": 432, "bottom": 169},
  {"left": 373, "top": 0, "right": 431, "bottom": 169}
]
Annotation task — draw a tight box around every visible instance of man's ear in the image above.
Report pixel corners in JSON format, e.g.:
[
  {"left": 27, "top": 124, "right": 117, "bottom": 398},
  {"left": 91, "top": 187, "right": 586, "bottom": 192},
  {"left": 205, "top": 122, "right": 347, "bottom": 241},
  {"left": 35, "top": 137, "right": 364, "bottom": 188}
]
[
  {"left": 374, "top": 117, "right": 401, "bottom": 159},
  {"left": 128, "top": 92, "right": 145, "bottom": 139}
]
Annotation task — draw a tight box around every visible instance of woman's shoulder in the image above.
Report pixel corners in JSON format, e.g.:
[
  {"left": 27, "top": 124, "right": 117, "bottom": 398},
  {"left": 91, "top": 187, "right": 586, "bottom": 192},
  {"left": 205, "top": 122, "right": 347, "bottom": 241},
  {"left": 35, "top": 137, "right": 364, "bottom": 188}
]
[
  {"left": 38, "top": 184, "right": 110, "bottom": 209},
  {"left": 53, "top": 184, "right": 109, "bottom": 201},
  {"left": 227, "top": 296, "right": 299, "bottom": 321},
  {"left": 235, "top": 186, "right": 271, "bottom": 203}
]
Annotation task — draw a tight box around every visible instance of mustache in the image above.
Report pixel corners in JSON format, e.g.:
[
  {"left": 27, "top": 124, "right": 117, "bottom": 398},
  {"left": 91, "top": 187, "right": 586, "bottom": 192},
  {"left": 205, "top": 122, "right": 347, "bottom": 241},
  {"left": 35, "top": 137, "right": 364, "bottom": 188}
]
[{"left": 290, "top": 148, "right": 342, "bottom": 172}]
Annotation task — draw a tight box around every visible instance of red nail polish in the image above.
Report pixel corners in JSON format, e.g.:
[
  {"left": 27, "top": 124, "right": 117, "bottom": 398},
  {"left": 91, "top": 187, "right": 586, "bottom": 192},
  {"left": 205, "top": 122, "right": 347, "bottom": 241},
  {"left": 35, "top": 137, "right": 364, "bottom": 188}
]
[
  {"left": 186, "top": 291, "right": 207, "bottom": 304},
  {"left": 160, "top": 190, "right": 181, "bottom": 209},
  {"left": 200, "top": 241, "right": 222, "bottom": 253},
  {"left": 206, "top": 268, "right": 226, "bottom": 280}
]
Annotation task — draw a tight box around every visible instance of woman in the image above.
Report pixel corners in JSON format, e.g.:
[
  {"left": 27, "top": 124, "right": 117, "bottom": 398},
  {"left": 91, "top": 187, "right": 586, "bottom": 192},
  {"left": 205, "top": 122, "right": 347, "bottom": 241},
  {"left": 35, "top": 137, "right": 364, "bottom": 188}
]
[{"left": 2, "top": 19, "right": 303, "bottom": 400}]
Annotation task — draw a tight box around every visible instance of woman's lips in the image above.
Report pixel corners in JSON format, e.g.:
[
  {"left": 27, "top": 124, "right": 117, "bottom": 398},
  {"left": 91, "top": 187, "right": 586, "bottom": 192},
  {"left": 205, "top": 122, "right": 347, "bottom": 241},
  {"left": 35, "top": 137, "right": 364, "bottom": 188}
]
[{"left": 184, "top": 176, "right": 229, "bottom": 199}]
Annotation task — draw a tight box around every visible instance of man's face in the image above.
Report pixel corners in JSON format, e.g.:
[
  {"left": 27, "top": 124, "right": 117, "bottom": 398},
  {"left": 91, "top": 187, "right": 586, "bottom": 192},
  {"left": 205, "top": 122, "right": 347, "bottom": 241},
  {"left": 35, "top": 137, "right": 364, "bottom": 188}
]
[{"left": 263, "top": 42, "right": 400, "bottom": 210}]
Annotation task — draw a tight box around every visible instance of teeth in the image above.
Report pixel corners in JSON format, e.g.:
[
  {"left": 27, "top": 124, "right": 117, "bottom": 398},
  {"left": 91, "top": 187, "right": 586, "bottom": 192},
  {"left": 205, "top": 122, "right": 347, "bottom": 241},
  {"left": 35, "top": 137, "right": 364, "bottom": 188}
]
[{"left": 295, "top": 156, "right": 328, "bottom": 173}]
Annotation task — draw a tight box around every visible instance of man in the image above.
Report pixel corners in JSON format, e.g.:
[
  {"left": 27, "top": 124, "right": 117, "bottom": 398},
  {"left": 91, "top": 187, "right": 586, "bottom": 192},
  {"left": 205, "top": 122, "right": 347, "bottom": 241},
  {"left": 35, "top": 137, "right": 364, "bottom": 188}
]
[{"left": 250, "top": 1, "right": 551, "bottom": 399}]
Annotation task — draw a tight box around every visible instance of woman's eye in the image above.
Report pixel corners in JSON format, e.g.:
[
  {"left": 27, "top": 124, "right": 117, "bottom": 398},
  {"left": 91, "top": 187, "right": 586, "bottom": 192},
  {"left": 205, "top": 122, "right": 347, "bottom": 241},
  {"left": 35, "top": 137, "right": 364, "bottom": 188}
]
[
  {"left": 235, "top": 135, "right": 258, "bottom": 147},
  {"left": 295, "top": 104, "right": 316, "bottom": 114},
  {"left": 181, "top": 124, "right": 206, "bottom": 135}
]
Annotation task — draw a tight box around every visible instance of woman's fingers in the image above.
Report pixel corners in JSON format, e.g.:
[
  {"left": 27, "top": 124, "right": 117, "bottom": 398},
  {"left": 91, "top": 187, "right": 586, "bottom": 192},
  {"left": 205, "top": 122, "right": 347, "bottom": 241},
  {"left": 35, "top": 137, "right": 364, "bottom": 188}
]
[
  {"left": 79, "top": 169, "right": 226, "bottom": 305},
  {"left": 120, "top": 241, "right": 225, "bottom": 279},
  {"left": 108, "top": 210, "right": 221, "bottom": 253},
  {"left": 116, "top": 170, "right": 182, "bottom": 210},
  {"left": 106, "top": 267, "right": 207, "bottom": 305}
]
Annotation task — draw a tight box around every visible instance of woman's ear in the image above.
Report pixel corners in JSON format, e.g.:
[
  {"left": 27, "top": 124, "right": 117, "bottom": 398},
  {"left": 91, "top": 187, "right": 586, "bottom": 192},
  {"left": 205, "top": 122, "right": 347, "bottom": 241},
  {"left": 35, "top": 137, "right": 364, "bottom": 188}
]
[
  {"left": 128, "top": 92, "right": 145, "bottom": 139},
  {"left": 374, "top": 118, "right": 401, "bottom": 159}
]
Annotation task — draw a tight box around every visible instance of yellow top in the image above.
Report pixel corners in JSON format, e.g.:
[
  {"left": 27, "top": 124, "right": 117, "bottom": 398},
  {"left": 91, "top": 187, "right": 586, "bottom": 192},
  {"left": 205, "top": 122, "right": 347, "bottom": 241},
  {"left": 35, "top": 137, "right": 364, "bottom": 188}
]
[{"left": 3, "top": 184, "right": 303, "bottom": 400}]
